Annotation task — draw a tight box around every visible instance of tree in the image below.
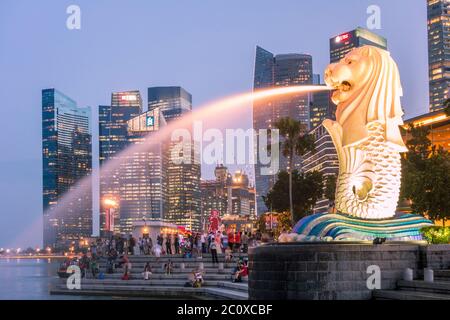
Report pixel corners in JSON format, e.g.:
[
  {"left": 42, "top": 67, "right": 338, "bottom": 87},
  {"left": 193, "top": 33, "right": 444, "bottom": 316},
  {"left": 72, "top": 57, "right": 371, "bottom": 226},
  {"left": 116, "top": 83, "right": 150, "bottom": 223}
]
[
  {"left": 273, "top": 117, "right": 315, "bottom": 224},
  {"left": 324, "top": 174, "right": 337, "bottom": 204},
  {"left": 401, "top": 125, "right": 450, "bottom": 226},
  {"left": 264, "top": 170, "right": 324, "bottom": 223},
  {"left": 257, "top": 211, "right": 292, "bottom": 239}
]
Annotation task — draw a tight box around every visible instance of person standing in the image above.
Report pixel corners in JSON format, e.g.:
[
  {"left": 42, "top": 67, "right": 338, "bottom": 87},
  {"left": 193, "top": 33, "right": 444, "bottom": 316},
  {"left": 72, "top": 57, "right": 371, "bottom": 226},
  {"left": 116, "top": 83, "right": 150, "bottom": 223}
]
[
  {"left": 241, "top": 232, "right": 249, "bottom": 254},
  {"left": 234, "top": 232, "right": 241, "bottom": 254},
  {"left": 174, "top": 233, "right": 180, "bottom": 255},
  {"left": 221, "top": 231, "right": 228, "bottom": 251},
  {"left": 210, "top": 239, "right": 219, "bottom": 265},
  {"left": 201, "top": 233, "right": 206, "bottom": 254},
  {"left": 228, "top": 231, "right": 235, "bottom": 253},
  {"left": 166, "top": 234, "right": 173, "bottom": 255}
]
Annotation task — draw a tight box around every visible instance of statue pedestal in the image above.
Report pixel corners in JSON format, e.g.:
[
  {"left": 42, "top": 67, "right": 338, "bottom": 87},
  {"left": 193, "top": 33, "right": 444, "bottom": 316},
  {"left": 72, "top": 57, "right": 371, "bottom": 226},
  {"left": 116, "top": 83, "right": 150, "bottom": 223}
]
[
  {"left": 293, "top": 213, "right": 433, "bottom": 241},
  {"left": 248, "top": 243, "right": 450, "bottom": 300}
]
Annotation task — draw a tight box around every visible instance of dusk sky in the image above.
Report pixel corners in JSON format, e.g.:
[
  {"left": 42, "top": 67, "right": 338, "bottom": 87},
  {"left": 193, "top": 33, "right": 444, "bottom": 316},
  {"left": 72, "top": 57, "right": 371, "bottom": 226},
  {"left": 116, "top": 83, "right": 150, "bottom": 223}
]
[{"left": 0, "top": 0, "right": 429, "bottom": 248}]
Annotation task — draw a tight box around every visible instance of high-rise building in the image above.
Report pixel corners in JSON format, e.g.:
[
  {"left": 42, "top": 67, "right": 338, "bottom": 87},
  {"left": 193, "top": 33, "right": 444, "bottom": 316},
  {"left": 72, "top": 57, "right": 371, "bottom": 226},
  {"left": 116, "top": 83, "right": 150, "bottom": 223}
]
[
  {"left": 309, "top": 89, "right": 335, "bottom": 130},
  {"left": 427, "top": 0, "right": 450, "bottom": 112},
  {"left": 148, "top": 87, "right": 201, "bottom": 232},
  {"left": 253, "top": 46, "right": 313, "bottom": 215},
  {"left": 330, "top": 27, "right": 387, "bottom": 63},
  {"left": 118, "top": 108, "right": 168, "bottom": 233},
  {"left": 42, "top": 89, "right": 92, "bottom": 250},
  {"left": 98, "top": 91, "right": 143, "bottom": 236},
  {"left": 301, "top": 124, "right": 339, "bottom": 212}
]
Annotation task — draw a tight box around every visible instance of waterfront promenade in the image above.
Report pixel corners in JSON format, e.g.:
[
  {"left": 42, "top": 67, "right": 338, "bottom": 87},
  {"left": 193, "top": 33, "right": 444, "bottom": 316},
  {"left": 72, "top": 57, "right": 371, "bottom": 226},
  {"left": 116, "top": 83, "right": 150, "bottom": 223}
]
[{"left": 50, "top": 253, "right": 249, "bottom": 300}]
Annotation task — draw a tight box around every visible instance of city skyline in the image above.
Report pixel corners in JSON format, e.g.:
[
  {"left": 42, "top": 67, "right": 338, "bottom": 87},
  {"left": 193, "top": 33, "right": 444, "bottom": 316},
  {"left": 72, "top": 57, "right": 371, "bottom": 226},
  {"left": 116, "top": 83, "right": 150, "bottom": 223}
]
[{"left": 0, "top": 0, "right": 430, "bottom": 248}]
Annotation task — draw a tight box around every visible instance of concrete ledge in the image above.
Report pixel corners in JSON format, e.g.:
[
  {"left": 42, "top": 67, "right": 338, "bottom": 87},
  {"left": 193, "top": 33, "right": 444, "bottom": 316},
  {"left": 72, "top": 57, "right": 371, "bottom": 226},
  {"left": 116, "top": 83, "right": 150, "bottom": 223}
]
[{"left": 248, "top": 243, "right": 450, "bottom": 300}]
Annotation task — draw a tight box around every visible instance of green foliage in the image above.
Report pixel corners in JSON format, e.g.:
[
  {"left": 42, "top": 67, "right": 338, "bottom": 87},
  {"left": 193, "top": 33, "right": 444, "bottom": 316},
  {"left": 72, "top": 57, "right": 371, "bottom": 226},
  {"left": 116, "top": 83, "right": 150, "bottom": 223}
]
[
  {"left": 401, "top": 125, "right": 450, "bottom": 224},
  {"left": 264, "top": 170, "right": 324, "bottom": 222},
  {"left": 324, "top": 174, "right": 337, "bottom": 202},
  {"left": 421, "top": 226, "right": 450, "bottom": 244},
  {"left": 272, "top": 117, "right": 316, "bottom": 224},
  {"left": 256, "top": 212, "right": 292, "bottom": 238}
]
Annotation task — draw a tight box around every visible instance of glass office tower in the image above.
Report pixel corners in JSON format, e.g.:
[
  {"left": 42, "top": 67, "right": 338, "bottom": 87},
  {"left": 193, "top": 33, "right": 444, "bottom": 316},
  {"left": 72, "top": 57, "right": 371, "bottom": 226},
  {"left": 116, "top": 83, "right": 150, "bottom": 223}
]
[
  {"left": 42, "top": 89, "right": 92, "bottom": 250},
  {"left": 148, "top": 87, "right": 201, "bottom": 232},
  {"left": 427, "top": 0, "right": 450, "bottom": 112},
  {"left": 252, "top": 46, "right": 313, "bottom": 215},
  {"left": 98, "top": 91, "right": 142, "bottom": 236},
  {"left": 118, "top": 108, "right": 168, "bottom": 233},
  {"left": 329, "top": 27, "right": 387, "bottom": 63}
]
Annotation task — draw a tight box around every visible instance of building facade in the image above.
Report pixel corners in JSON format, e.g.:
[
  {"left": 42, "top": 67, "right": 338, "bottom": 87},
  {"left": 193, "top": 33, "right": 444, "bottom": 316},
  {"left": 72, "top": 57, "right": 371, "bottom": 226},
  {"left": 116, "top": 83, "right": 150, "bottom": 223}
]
[
  {"left": 98, "top": 91, "right": 143, "bottom": 236},
  {"left": 118, "top": 108, "right": 168, "bottom": 234},
  {"left": 148, "top": 87, "right": 201, "bottom": 232},
  {"left": 330, "top": 27, "right": 387, "bottom": 63},
  {"left": 427, "top": 0, "right": 450, "bottom": 112},
  {"left": 301, "top": 124, "right": 339, "bottom": 213},
  {"left": 42, "top": 89, "right": 92, "bottom": 250},
  {"left": 402, "top": 110, "right": 450, "bottom": 151},
  {"left": 253, "top": 46, "right": 313, "bottom": 215},
  {"left": 200, "top": 165, "right": 256, "bottom": 231}
]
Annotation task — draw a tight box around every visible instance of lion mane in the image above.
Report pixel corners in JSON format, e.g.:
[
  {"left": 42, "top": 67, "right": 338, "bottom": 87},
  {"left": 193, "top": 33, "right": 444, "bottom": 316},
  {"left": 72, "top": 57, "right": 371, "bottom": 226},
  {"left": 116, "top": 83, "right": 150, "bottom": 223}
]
[{"left": 334, "top": 46, "right": 407, "bottom": 152}]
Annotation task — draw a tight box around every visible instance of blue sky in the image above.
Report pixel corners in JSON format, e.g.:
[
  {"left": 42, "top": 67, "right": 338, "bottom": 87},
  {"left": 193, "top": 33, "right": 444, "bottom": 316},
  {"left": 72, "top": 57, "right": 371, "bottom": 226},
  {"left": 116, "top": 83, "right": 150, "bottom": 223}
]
[{"left": 0, "top": 0, "right": 429, "bottom": 248}]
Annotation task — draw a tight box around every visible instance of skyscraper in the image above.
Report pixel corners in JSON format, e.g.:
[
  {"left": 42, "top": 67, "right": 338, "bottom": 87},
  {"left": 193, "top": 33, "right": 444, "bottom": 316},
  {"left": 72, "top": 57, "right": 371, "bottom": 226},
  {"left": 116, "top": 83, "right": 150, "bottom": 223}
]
[
  {"left": 253, "top": 46, "right": 313, "bottom": 215},
  {"left": 98, "top": 91, "right": 142, "bottom": 236},
  {"left": 148, "top": 87, "right": 201, "bottom": 232},
  {"left": 42, "top": 89, "right": 92, "bottom": 250},
  {"left": 427, "top": 0, "right": 450, "bottom": 112},
  {"left": 119, "top": 108, "right": 168, "bottom": 233},
  {"left": 330, "top": 27, "right": 387, "bottom": 63}
]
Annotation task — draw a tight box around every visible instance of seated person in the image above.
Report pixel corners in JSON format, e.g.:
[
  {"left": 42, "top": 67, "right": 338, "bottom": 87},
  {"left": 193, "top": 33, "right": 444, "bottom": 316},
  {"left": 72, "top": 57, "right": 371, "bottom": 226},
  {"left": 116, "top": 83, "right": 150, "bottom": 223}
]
[
  {"left": 193, "top": 269, "right": 204, "bottom": 288},
  {"left": 232, "top": 261, "right": 248, "bottom": 283},
  {"left": 164, "top": 260, "right": 174, "bottom": 275},
  {"left": 143, "top": 262, "right": 152, "bottom": 280}
]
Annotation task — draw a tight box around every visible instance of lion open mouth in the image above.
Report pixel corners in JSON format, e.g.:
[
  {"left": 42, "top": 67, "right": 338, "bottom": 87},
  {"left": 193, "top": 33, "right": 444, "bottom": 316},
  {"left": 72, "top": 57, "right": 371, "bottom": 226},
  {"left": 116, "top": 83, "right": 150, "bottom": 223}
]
[{"left": 332, "top": 80, "right": 352, "bottom": 92}]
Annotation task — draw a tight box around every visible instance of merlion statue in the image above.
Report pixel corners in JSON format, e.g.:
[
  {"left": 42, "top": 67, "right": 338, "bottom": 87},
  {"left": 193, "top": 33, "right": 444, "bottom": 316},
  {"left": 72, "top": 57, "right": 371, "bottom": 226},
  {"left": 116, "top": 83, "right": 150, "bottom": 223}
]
[
  {"left": 291, "top": 45, "right": 433, "bottom": 241},
  {"left": 323, "top": 45, "right": 407, "bottom": 220}
]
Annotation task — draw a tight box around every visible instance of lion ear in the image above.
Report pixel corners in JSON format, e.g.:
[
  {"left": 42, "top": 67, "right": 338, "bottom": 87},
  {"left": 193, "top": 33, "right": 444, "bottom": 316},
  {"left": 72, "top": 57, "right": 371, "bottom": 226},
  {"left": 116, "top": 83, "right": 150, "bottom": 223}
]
[{"left": 358, "top": 46, "right": 372, "bottom": 57}]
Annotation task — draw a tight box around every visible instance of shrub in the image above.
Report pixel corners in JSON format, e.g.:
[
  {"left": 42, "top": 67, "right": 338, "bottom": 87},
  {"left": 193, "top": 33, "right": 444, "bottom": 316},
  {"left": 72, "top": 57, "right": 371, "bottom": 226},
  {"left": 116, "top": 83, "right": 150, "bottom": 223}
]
[{"left": 421, "top": 226, "right": 450, "bottom": 244}]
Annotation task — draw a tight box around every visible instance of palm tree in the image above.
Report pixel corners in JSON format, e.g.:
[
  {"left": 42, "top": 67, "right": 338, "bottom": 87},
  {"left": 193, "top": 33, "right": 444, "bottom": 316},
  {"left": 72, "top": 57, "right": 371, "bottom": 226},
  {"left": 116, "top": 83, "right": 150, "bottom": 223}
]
[{"left": 273, "top": 117, "right": 315, "bottom": 224}]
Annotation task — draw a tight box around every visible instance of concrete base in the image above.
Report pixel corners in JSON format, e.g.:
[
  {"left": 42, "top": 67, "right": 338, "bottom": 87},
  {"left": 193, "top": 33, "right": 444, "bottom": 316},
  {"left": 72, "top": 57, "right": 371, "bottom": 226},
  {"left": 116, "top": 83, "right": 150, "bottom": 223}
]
[{"left": 248, "top": 242, "right": 450, "bottom": 300}]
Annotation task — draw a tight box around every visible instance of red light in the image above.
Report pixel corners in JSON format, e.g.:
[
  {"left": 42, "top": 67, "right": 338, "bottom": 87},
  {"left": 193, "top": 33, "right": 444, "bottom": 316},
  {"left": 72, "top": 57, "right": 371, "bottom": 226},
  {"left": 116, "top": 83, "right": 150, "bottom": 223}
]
[{"left": 335, "top": 33, "right": 350, "bottom": 43}]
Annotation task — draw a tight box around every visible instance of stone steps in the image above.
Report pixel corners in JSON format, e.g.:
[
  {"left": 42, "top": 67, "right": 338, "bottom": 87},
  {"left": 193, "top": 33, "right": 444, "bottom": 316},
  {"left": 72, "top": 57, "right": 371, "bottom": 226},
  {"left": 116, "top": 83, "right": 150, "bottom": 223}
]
[
  {"left": 373, "top": 290, "right": 450, "bottom": 300},
  {"left": 373, "top": 279, "right": 450, "bottom": 300},
  {"left": 397, "top": 280, "right": 450, "bottom": 294},
  {"left": 97, "top": 268, "right": 235, "bottom": 274},
  {"left": 98, "top": 254, "right": 247, "bottom": 261},
  {"left": 70, "top": 279, "right": 248, "bottom": 290},
  {"left": 84, "top": 273, "right": 235, "bottom": 281},
  {"left": 51, "top": 284, "right": 248, "bottom": 300}
]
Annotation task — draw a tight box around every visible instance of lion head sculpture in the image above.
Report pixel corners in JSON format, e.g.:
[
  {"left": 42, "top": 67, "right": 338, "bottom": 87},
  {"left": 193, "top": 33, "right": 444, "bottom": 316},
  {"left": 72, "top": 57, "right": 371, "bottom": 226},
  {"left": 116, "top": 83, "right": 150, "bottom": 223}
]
[{"left": 324, "top": 45, "right": 408, "bottom": 152}]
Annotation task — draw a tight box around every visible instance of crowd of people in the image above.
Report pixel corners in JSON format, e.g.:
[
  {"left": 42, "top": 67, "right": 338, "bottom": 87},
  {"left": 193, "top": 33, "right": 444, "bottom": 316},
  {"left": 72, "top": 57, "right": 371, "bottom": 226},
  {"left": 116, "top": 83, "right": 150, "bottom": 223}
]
[
  {"left": 60, "top": 229, "right": 258, "bottom": 287},
  {"left": 87, "top": 230, "right": 260, "bottom": 259}
]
